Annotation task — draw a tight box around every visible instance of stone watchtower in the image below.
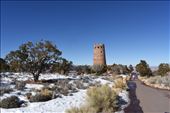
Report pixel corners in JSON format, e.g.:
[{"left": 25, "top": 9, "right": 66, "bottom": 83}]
[{"left": 93, "top": 43, "right": 106, "bottom": 65}]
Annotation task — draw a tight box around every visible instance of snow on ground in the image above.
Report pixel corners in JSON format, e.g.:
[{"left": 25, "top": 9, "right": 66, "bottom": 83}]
[
  {"left": 1, "top": 92, "right": 29, "bottom": 101},
  {"left": 39, "top": 73, "right": 71, "bottom": 80},
  {"left": 1, "top": 90, "right": 86, "bottom": 113},
  {"left": 0, "top": 73, "right": 129, "bottom": 113},
  {"left": 119, "top": 74, "right": 128, "bottom": 78},
  {"left": 25, "top": 84, "right": 44, "bottom": 90},
  {"left": 119, "top": 90, "right": 130, "bottom": 109},
  {"left": 1, "top": 73, "right": 76, "bottom": 82},
  {"left": 94, "top": 77, "right": 112, "bottom": 85}
]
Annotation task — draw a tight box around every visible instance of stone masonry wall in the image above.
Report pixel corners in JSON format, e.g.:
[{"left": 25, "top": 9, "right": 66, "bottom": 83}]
[{"left": 93, "top": 43, "right": 106, "bottom": 65}]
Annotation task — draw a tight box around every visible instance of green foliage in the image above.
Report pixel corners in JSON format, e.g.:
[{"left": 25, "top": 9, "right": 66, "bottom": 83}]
[
  {"left": 0, "top": 58, "right": 9, "bottom": 72},
  {"left": 0, "top": 96, "right": 21, "bottom": 108},
  {"left": 52, "top": 58, "right": 72, "bottom": 74},
  {"left": 157, "top": 63, "right": 170, "bottom": 76},
  {"left": 92, "top": 65, "right": 107, "bottom": 75},
  {"left": 136, "top": 60, "right": 152, "bottom": 77},
  {"left": 75, "top": 65, "right": 92, "bottom": 75},
  {"left": 5, "top": 40, "right": 62, "bottom": 81},
  {"left": 66, "top": 85, "right": 119, "bottom": 113},
  {"left": 110, "top": 64, "right": 130, "bottom": 75}
]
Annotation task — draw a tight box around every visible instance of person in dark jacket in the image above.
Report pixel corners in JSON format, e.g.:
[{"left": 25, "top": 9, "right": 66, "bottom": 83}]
[{"left": 130, "top": 72, "right": 138, "bottom": 80}]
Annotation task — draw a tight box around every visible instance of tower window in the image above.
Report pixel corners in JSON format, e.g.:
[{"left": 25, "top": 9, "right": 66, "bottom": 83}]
[
  {"left": 98, "top": 46, "right": 99, "bottom": 48},
  {"left": 101, "top": 51, "right": 102, "bottom": 53}
]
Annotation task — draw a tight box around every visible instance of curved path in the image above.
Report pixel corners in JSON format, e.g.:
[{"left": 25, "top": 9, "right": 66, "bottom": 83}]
[{"left": 125, "top": 80, "right": 170, "bottom": 113}]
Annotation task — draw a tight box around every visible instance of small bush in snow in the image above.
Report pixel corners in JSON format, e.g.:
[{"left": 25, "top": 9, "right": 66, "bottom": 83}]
[
  {"left": 30, "top": 94, "right": 52, "bottom": 102},
  {"left": 0, "top": 87, "right": 13, "bottom": 96},
  {"left": 101, "top": 76, "right": 115, "bottom": 82},
  {"left": 30, "top": 88, "right": 52, "bottom": 102},
  {"left": 113, "top": 78, "right": 127, "bottom": 90},
  {"left": 0, "top": 96, "right": 21, "bottom": 108},
  {"left": 87, "top": 85, "right": 119, "bottom": 112},
  {"left": 15, "top": 81, "right": 26, "bottom": 90},
  {"left": 40, "top": 88, "right": 52, "bottom": 96},
  {"left": 67, "top": 85, "right": 119, "bottom": 113},
  {"left": 74, "top": 80, "right": 87, "bottom": 89},
  {"left": 26, "top": 93, "right": 32, "bottom": 99},
  {"left": 92, "top": 65, "right": 107, "bottom": 75}
]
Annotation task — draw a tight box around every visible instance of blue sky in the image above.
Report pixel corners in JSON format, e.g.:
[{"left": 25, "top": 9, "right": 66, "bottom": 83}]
[{"left": 1, "top": 1, "right": 169, "bottom": 66}]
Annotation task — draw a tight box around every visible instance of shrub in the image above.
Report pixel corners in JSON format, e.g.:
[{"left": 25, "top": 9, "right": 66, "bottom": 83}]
[
  {"left": 147, "top": 76, "right": 170, "bottom": 87},
  {"left": 52, "top": 58, "right": 72, "bottom": 75},
  {"left": 66, "top": 85, "right": 119, "bottom": 113},
  {"left": 157, "top": 63, "right": 170, "bottom": 76},
  {"left": 26, "top": 93, "right": 32, "bottom": 99},
  {"left": 15, "top": 81, "right": 26, "bottom": 90},
  {"left": 30, "top": 94, "right": 52, "bottom": 102},
  {"left": 74, "top": 80, "right": 87, "bottom": 89},
  {"left": 113, "top": 78, "right": 126, "bottom": 90},
  {"left": 0, "top": 96, "right": 21, "bottom": 108},
  {"left": 66, "top": 106, "right": 96, "bottom": 113},
  {"left": 147, "top": 77, "right": 157, "bottom": 84},
  {"left": 136, "top": 60, "right": 152, "bottom": 77},
  {"left": 0, "top": 87, "right": 13, "bottom": 96},
  {"left": 87, "top": 85, "right": 118, "bottom": 112},
  {"left": 71, "top": 65, "right": 92, "bottom": 75},
  {"left": 161, "top": 76, "right": 170, "bottom": 86},
  {"left": 29, "top": 88, "right": 52, "bottom": 102},
  {"left": 40, "top": 88, "right": 52, "bottom": 96},
  {"left": 109, "top": 64, "right": 130, "bottom": 75},
  {"left": 92, "top": 65, "right": 107, "bottom": 75},
  {"left": 0, "top": 58, "right": 9, "bottom": 72}
]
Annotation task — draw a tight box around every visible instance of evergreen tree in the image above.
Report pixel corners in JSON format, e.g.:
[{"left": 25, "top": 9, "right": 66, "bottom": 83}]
[
  {"left": 136, "top": 60, "right": 152, "bottom": 77},
  {"left": 5, "top": 40, "right": 62, "bottom": 81},
  {"left": 0, "top": 58, "right": 9, "bottom": 72},
  {"left": 157, "top": 63, "right": 170, "bottom": 76}
]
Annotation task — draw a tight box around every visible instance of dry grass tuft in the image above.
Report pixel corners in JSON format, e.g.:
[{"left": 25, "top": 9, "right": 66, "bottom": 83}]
[
  {"left": 113, "top": 78, "right": 126, "bottom": 89},
  {"left": 29, "top": 88, "right": 53, "bottom": 102},
  {"left": 66, "top": 85, "right": 119, "bottom": 113}
]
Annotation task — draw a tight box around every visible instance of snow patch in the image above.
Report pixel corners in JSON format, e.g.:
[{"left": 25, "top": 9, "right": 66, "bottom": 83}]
[
  {"left": 25, "top": 84, "right": 44, "bottom": 90},
  {"left": 1, "top": 90, "right": 86, "bottom": 113}
]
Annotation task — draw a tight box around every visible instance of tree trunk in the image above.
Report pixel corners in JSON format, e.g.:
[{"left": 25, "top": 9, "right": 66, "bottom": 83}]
[{"left": 33, "top": 74, "right": 39, "bottom": 82}]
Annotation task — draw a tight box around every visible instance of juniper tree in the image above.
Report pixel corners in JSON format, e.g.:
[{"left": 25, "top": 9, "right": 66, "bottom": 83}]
[
  {"left": 5, "top": 40, "right": 62, "bottom": 81},
  {"left": 136, "top": 60, "right": 152, "bottom": 77},
  {"left": 52, "top": 58, "right": 72, "bottom": 75},
  {"left": 0, "top": 58, "right": 9, "bottom": 72},
  {"left": 157, "top": 63, "right": 170, "bottom": 76}
]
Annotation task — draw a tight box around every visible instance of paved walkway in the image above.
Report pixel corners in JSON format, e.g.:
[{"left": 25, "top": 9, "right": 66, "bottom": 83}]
[{"left": 124, "top": 80, "right": 170, "bottom": 113}]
